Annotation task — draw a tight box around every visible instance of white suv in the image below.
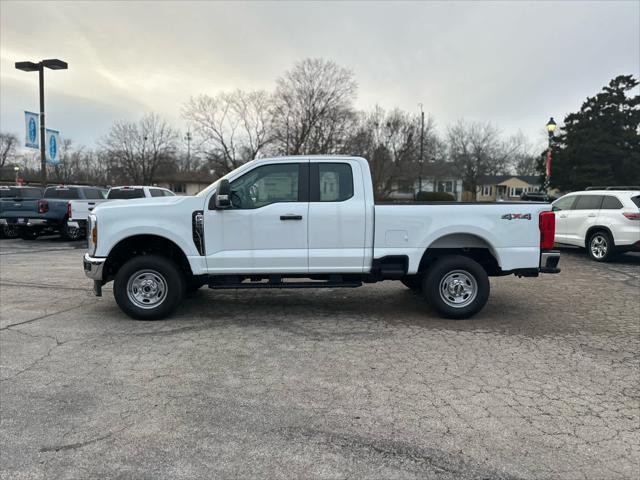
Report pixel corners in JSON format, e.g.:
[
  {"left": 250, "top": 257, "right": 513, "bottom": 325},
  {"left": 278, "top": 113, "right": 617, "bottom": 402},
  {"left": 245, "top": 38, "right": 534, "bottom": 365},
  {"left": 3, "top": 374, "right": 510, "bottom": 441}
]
[{"left": 552, "top": 190, "right": 640, "bottom": 261}]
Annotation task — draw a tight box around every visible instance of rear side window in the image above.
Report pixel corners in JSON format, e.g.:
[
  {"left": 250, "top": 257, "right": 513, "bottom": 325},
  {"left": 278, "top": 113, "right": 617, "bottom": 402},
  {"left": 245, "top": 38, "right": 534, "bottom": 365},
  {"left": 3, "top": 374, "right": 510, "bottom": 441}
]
[
  {"left": 573, "top": 195, "right": 603, "bottom": 210},
  {"left": 553, "top": 195, "right": 576, "bottom": 211},
  {"left": 632, "top": 196, "right": 640, "bottom": 209},
  {"left": 312, "top": 163, "right": 354, "bottom": 202},
  {"left": 108, "top": 188, "right": 145, "bottom": 199},
  {"left": 601, "top": 196, "right": 623, "bottom": 209},
  {"left": 82, "top": 188, "right": 103, "bottom": 200},
  {"left": 44, "top": 187, "right": 79, "bottom": 199},
  {"left": 150, "top": 189, "right": 164, "bottom": 197}
]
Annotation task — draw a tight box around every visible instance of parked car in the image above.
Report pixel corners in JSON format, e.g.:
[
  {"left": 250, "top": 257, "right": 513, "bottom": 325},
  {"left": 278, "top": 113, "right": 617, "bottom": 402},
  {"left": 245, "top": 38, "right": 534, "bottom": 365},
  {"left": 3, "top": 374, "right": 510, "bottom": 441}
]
[
  {"left": 0, "top": 186, "right": 43, "bottom": 238},
  {"left": 552, "top": 189, "right": 640, "bottom": 261},
  {"left": 83, "top": 155, "right": 560, "bottom": 321},
  {"left": 15, "top": 185, "right": 106, "bottom": 240},
  {"left": 520, "top": 191, "right": 553, "bottom": 202},
  {"left": 67, "top": 186, "right": 175, "bottom": 236}
]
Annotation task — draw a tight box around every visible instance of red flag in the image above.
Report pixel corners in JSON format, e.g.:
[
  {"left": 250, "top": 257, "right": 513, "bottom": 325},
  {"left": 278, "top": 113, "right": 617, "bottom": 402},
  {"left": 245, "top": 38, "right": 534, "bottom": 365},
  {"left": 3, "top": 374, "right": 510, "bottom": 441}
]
[{"left": 546, "top": 148, "right": 552, "bottom": 178}]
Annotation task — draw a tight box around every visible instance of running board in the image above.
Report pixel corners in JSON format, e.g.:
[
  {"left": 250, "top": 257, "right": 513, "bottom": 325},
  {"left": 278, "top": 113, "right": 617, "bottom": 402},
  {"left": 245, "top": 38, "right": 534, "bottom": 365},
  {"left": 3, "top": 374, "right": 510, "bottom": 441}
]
[{"left": 208, "top": 275, "right": 362, "bottom": 290}]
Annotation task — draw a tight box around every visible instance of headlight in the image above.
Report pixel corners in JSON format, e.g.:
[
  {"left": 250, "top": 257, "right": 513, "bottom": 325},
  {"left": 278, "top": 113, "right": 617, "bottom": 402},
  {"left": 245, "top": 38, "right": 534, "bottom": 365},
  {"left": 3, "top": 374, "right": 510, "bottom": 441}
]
[{"left": 88, "top": 214, "right": 97, "bottom": 255}]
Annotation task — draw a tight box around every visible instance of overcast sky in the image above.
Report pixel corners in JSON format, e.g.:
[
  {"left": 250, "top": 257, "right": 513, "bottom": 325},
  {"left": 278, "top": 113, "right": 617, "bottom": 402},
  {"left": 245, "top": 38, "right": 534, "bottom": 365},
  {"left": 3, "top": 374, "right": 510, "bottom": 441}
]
[{"left": 1, "top": 0, "right": 638, "bottom": 151}]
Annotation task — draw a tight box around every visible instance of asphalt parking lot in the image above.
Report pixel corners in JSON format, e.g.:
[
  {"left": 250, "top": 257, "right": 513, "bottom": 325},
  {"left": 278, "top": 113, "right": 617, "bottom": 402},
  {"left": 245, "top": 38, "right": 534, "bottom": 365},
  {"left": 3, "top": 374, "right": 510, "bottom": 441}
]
[{"left": 1, "top": 237, "right": 639, "bottom": 479}]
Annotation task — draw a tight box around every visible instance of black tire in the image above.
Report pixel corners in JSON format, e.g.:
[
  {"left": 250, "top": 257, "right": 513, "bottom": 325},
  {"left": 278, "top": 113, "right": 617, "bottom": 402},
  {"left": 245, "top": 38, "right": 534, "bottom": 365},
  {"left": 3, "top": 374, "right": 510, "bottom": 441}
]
[
  {"left": 423, "top": 255, "right": 490, "bottom": 320},
  {"left": 113, "top": 255, "right": 186, "bottom": 320},
  {"left": 587, "top": 231, "right": 615, "bottom": 262},
  {"left": 1, "top": 224, "right": 21, "bottom": 239},
  {"left": 401, "top": 276, "right": 423, "bottom": 292},
  {"left": 21, "top": 227, "right": 39, "bottom": 240},
  {"left": 61, "top": 220, "right": 83, "bottom": 241}
]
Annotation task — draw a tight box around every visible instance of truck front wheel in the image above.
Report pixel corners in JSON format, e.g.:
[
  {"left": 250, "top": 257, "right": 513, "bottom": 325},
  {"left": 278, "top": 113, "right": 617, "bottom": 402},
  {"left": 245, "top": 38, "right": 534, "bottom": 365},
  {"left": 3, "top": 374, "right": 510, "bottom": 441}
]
[
  {"left": 113, "top": 255, "right": 185, "bottom": 320},
  {"left": 423, "top": 255, "right": 490, "bottom": 319}
]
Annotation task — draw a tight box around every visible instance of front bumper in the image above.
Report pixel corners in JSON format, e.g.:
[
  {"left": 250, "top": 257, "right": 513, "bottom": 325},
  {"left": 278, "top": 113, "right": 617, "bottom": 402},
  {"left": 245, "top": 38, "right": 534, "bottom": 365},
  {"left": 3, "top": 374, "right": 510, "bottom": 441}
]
[
  {"left": 540, "top": 250, "right": 561, "bottom": 274},
  {"left": 83, "top": 253, "right": 106, "bottom": 281}
]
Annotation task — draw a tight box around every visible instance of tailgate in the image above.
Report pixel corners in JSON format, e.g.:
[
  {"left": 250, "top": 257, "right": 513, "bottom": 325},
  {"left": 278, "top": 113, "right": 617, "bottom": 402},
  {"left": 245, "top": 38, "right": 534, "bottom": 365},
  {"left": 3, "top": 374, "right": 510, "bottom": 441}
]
[{"left": 69, "top": 199, "right": 106, "bottom": 221}]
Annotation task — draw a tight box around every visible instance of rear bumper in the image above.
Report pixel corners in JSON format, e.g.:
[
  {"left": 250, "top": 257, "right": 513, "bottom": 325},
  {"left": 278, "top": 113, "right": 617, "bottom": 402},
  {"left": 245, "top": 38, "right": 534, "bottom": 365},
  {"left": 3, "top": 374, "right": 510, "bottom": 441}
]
[
  {"left": 1, "top": 217, "right": 56, "bottom": 227},
  {"left": 540, "top": 250, "right": 561, "bottom": 274}
]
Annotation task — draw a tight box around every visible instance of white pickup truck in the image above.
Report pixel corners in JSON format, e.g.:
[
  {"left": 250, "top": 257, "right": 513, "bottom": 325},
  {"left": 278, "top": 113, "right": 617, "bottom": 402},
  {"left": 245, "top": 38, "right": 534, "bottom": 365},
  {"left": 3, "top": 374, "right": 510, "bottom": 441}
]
[{"left": 83, "top": 156, "right": 560, "bottom": 320}]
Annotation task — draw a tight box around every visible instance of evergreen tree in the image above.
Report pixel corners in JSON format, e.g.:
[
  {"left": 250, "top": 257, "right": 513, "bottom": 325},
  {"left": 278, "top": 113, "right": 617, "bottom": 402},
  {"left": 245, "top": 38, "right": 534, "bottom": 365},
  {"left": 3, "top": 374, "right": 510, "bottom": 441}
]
[{"left": 551, "top": 75, "right": 639, "bottom": 190}]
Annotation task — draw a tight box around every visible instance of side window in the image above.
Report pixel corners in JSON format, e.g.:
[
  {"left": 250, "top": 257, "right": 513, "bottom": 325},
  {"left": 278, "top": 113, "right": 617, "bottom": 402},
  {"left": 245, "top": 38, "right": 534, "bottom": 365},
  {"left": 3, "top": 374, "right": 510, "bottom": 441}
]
[
  {"left": 314, "top": 163, "right": 354, "bottom": 202},
  {"left": 573, "top": 195, "right": 603, "bottom": 210},
  {"left": 150, "top": 189, "right": 164, "bottom": 197},
  {"left": 230, "top": 163, "right": 300, "bottom": 209},
  {"left": 83, "top": 188, "right": 103, "bottom": 200},
  {"left": 552, "top": 195, "right": 576, "bottom": 211},
  {"left": 601, "top": 196, "right": 623, "bottom": 209},
  {"left": 163, "top": 190, "right": 175, "bottom": 197}
]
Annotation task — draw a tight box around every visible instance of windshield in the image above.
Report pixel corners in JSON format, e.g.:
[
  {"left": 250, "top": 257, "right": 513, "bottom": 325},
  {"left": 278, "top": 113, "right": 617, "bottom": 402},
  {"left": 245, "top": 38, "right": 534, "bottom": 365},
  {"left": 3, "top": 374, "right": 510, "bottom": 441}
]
[
  {"left": 108, "top": 188, "right": 145, "bottom": 199},
  {"left": 0, "top": 187, "right": 43, "bottom": 199}
]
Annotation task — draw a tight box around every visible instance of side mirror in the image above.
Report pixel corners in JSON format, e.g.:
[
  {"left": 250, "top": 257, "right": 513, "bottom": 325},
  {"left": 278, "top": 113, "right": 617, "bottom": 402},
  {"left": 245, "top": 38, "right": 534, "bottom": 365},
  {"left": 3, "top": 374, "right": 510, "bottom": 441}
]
[
  {"left": 552, "top": 205, "right": 559, "bottom": 212},
  {"left": 211, "top": 179, "right": 231, "bottom": 209}
]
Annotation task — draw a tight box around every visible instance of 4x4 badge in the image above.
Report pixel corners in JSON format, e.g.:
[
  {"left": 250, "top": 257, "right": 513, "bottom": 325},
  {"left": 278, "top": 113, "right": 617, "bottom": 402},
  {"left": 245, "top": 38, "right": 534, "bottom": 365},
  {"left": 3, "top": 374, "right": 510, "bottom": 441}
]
[{"left": 502, "top": 213, "right": 532, "bottom": 220}]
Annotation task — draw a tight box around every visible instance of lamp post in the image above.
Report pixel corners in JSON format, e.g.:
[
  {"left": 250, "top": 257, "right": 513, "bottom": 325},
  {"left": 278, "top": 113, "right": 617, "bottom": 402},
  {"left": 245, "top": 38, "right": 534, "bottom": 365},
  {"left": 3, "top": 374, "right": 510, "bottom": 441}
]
[
  {"left": 14, "top": 166, "right": 20, "bottom": 185},
  {"left": 545, "top": 117, "right": 556, "bottom": 193},
  {"left": 15, "top": 59, "right": 68, "bottom": 187}
]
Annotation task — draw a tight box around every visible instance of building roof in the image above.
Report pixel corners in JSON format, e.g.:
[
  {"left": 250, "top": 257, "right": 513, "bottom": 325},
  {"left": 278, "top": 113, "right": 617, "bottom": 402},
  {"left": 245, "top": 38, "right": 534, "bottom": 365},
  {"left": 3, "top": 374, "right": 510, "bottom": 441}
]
[{"left": 479, "top": 175, "right": 540, "bottom": 186}]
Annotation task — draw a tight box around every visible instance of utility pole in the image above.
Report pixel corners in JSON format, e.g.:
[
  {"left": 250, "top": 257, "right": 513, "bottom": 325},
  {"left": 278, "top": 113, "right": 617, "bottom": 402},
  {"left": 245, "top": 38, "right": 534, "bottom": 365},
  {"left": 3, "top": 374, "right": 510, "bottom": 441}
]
[
  {"left": 418, "top": 103, "right": 425, "bottom": 200},
  {"left": 185, "top": 131, "right": 192, "bottom": 166}
]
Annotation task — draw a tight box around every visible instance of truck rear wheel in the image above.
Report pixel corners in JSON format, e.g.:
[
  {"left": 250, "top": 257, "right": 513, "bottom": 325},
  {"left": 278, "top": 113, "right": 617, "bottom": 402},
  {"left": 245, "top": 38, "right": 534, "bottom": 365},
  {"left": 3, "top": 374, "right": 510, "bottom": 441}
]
[
  {"left": 113, "top": 255, "right": 185, "bottom": 320},
  {"left": 423, "top": 255, "right": 490, "bottom": 319}
]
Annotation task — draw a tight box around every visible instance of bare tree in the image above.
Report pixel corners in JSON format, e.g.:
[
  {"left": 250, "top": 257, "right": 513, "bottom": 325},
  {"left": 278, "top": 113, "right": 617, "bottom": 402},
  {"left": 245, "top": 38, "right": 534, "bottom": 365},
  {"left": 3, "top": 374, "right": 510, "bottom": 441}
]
[
  {"left": 272, "top": 58, "right": 358, "bottom": 155},
  {"left": 345, "top": 106, "right": 424, "bottom": 199},
  {"left": 447, "top": 120, "right": 525, "bottom": 197},
  {"left": 183, "top": 90, "right": 273, "bottom": 175},
  {"left": 100, "top": 113, "right": 178, "bottom": 184},
  {"left": 0, "top": 132, "right": 18, "bottom": 169}
]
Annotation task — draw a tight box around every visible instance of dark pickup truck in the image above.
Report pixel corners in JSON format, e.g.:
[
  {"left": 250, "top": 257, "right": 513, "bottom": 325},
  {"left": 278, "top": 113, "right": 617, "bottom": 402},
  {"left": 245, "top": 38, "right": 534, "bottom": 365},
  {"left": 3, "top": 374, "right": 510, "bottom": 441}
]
[
  {"left": 0, "top": 185, "right": 105, "bottom": 240},
  {"left": 0, "top": 186, "right": 44, "bottom": 238}
]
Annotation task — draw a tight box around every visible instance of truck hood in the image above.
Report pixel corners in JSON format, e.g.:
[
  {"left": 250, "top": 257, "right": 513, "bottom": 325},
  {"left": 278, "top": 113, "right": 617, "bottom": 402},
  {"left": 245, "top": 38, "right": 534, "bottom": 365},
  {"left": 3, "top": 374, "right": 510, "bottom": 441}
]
[{"left": 93, "top": 195, "right": 204, "bottom": 214}]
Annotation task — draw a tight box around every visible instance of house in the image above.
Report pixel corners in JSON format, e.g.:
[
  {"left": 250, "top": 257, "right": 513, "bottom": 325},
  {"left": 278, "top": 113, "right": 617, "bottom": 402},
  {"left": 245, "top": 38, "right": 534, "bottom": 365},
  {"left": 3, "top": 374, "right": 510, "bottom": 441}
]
[
  {"left": 476, "top": 175, "right": 541, "bottom": 201},
  {"left": 155, "top": 171, "right": 217, "bottom": 196},
  {"left": 388, "top": 162, "right": 465, "bottom": 201}
]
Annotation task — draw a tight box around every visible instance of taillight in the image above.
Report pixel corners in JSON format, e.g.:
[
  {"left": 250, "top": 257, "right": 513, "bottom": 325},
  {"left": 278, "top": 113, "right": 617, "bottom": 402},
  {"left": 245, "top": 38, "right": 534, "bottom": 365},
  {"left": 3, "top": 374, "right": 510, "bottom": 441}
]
[
  {"left": 539, "top": 211, "right": 555, "bottom": 250},
  {"left": 622, "top": 212, "right": 640, "bottom": 220},
  {"left": 67, "top": 202, "right": 72, "bottom": 218},
  {"left": 37, "top": 199, "right": 49, "bottom": 214}
]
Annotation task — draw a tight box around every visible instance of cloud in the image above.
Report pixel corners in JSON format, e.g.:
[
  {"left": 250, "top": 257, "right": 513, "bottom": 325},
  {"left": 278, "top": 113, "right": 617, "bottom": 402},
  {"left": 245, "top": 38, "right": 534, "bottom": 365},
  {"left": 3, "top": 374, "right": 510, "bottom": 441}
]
[{"left": 1, "top": 0, "right": 638, "bottom": 149}]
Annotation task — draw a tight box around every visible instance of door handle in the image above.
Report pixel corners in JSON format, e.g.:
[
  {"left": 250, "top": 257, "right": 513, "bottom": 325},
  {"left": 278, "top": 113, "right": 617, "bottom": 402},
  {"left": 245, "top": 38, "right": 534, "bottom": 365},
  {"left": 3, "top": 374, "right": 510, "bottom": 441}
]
[
  {"left": 588, "top": 213, "right": 597, "bottom": 217},
  {"left": 280, "top": 215, "right": 302, "bottom": 221},
  {"left": 559, "top": 214, "right": 567, "bottom": 218}
]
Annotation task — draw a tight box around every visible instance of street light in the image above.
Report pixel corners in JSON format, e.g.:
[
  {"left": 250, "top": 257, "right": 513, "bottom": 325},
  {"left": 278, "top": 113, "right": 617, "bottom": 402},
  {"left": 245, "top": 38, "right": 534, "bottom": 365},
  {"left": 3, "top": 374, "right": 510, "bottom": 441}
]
[
  {"left": 15, "top": 58, "right": 68, "bottom": 187},
  {"left": 544, "top": 117, "right": 556, "bottom": 193},
  {"left": 14, "top": 166, "right": 20, "bottom": 185}
]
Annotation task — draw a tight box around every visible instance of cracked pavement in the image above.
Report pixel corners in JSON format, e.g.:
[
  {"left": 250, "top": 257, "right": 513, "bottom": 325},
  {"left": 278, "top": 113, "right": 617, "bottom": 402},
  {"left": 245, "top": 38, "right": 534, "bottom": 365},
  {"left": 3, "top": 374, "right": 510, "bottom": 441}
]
[{"left": 1, "top": 237, "right": 639, "bottom": 479}]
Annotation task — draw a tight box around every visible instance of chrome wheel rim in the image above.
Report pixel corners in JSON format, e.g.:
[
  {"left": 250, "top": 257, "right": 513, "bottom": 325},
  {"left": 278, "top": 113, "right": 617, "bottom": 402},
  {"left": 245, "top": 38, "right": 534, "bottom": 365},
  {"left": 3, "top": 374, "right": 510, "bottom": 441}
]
[
  {"left": 590, "top": 235, "right": 608, "bottom": 259},
  {"left": 127, "top": 269, "right": 168, "bottom": 309},
  {"left": 439, "top": 270, "right": 478, "bottom": 308}
]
